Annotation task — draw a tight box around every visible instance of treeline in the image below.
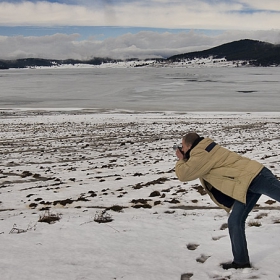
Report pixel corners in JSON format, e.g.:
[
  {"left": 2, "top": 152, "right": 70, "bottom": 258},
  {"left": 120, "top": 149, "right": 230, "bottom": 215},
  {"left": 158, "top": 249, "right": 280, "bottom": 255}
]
[{"left": 0, "top": 57, "right": 121, "bottom": 69}]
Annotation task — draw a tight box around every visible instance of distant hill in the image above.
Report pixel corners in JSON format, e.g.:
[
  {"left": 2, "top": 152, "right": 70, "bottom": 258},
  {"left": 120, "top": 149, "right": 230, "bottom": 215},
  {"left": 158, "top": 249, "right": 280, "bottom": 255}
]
[
  {"left": 1, "top": 39, "right": 280, "bottom": 69},
  {"left": 167, "top": 39, "right": 280, "bottom": 66}
]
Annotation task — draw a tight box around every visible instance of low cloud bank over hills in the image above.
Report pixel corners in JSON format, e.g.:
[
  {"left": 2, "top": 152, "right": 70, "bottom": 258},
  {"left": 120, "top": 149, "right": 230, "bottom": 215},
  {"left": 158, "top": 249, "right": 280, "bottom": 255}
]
[{"left": 1, "top": 39, "right": 280, "bottom": 69}]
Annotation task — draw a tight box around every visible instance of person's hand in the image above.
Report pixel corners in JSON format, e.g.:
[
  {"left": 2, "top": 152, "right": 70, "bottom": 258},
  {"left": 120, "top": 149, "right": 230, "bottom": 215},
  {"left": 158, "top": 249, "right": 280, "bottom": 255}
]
[{"left": 176, "top": 149, "right": 184, "bottom": 160}]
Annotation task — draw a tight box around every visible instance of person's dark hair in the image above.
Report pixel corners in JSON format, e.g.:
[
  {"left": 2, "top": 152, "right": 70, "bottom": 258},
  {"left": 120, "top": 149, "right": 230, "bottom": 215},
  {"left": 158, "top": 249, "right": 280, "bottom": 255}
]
[{"left": 183, "top": 132, "right": 200, "bottom": 146}]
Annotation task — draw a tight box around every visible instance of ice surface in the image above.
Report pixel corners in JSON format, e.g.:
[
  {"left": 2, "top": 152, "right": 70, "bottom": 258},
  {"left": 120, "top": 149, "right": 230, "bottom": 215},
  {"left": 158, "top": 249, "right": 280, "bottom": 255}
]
[{"left": 0, "top": 67, "right": 279, "bottom": 111}]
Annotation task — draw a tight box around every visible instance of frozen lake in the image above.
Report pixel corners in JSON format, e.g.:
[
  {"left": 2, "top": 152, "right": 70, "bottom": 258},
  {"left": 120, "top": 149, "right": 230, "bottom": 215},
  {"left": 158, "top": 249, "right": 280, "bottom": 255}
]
[{"left": 0, "top": 66, "right": 279, "bottom": 111}]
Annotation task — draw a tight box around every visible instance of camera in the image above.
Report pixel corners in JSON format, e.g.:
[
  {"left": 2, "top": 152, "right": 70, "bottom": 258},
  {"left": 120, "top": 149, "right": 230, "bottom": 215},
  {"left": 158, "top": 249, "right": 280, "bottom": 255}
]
[{"left": 173, "top": 144, "right": 183, "bottom": 152}]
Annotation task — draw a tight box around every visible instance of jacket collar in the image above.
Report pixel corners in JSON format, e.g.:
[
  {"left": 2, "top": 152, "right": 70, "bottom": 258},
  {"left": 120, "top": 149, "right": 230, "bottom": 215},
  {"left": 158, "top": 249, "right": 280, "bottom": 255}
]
[{"left": 184, "top": 137, "right": 204, "bottom": 160}]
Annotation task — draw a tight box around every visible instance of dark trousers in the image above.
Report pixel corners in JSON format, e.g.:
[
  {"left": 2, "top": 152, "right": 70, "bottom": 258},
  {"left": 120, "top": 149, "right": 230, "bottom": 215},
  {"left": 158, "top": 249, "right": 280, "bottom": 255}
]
[{"left": 228, "top": 167, "right": 280, "bottom": 264}]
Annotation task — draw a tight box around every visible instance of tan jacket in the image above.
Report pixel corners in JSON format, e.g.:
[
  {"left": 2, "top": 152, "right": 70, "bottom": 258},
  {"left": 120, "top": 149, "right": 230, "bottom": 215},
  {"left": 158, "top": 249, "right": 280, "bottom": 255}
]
[{"left": 175, "top": 138, "right": 263, "bottom": 212}]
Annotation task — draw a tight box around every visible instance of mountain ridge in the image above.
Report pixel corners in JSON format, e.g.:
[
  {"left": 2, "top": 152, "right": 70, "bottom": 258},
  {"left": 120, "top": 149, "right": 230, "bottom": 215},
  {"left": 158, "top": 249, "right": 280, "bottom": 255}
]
[
  {"left": 167, "top": 39, "right": 280, "bottom": 66},
  {"left": 1, "top": 39, "right": 280, "bottom": 69}
]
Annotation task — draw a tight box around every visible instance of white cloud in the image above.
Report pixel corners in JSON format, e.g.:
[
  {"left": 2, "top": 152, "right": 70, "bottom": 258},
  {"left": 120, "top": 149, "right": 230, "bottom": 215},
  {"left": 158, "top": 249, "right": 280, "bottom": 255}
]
[
  {"left": 1, "top": 1, "right": 279, "bottom": 61},
  {"left": 0, "top": 2, "right": 102, "bottom": 26},
  {"left": 1, "top": 29, "right": 280, "bottom": 60},
  {"left": 0, "top": 1, "right": 280, "bottom": 30},
  {"left": 240, "top": 0, "right": 280, "bottom": 11}
]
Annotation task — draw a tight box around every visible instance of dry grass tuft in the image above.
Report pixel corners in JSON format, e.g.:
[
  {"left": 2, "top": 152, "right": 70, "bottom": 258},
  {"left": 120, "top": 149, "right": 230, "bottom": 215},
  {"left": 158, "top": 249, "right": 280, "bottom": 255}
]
[
  {"left": 94, "top": 210, "right": 113, "bottom": 223},
  {"left": 38, "top": 210, "right": 62, "bottom": 224},
  {"left": 255, "top": 212, "right": 268, "bottom": 219},
  {"left": 248, "top": 220, "right": 261, "bottom": 227}
]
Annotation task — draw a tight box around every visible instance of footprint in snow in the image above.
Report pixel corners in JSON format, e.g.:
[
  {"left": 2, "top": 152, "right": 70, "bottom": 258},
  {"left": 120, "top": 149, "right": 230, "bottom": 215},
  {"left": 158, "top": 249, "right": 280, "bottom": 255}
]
[
  {"left": 196, "top": 254, "right": 211, "bottom": 263},
  {"left": 180, "top": 273, "right": 193, "bottom": 280},
  {"left": 186, "top": 243, "right": 199, "bottom": 250},
  {"left": 212, "top": 235, "right": 227, "bottom": 241}
]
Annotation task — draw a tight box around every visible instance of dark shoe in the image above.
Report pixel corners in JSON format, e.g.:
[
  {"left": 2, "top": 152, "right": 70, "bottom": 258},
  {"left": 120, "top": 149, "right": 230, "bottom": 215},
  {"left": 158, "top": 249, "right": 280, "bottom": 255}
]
[{"left": 221, "top": 261, "right": 251, "bottom": 270}]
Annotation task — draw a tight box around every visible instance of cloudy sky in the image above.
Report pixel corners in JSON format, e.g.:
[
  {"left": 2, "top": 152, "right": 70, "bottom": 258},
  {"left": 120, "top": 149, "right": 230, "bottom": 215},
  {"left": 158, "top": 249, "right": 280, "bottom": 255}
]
[{"left": 0, "top": 0, "right": 280, "bottom": 60}]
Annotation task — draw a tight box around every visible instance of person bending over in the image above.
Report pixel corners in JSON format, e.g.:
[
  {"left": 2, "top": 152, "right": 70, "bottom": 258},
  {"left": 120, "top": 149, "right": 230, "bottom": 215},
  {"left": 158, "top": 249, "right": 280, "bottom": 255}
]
[{"left": 175, "top": 132, "right": 280, "bottom": 270}]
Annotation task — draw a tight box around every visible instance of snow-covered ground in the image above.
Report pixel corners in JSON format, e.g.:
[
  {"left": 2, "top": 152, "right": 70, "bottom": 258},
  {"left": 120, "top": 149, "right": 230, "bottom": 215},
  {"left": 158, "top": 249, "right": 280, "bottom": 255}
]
[{"left": 1, "top": 109, "right": 280, "bottom": 280}]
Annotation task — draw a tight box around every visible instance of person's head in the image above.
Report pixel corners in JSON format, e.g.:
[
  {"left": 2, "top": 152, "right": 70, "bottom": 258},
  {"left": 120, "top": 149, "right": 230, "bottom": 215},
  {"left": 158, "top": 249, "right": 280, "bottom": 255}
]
[{"left": 182, "top": 132, "right": 200, "bottom": 153}]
